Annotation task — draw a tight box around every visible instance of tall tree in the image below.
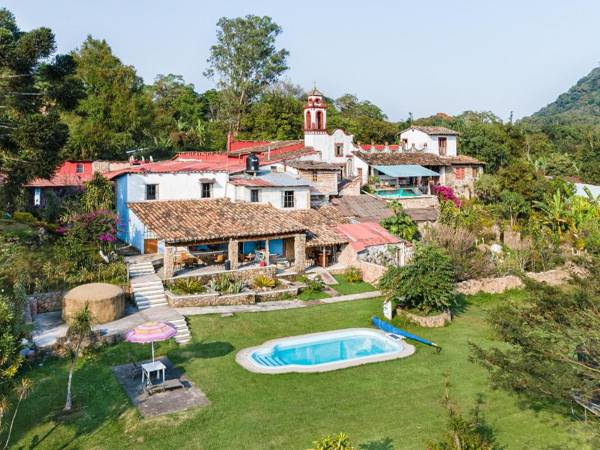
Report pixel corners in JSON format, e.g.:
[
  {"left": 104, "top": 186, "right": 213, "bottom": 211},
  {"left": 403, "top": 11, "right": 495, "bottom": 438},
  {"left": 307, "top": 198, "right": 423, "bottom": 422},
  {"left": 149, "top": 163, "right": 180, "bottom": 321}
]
[
  {"left": 63, "top": 36, "right": 156, "bottom": 160},
  {"left": 0, "top": 8, "right": 79, "bottom": 208},
  {"left": 204, "top": 15, "right": 289, "bottom": 133}
]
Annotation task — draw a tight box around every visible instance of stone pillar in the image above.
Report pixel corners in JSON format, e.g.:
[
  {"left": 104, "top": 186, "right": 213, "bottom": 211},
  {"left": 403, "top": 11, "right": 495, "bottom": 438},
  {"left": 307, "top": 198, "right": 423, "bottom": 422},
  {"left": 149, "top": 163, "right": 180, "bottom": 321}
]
[
  {"left": 293, "top": 233, "right": 306, "bottom": 273},
  {"left": 164, "top": 246, "right": 175, "bottom": 279},
  {"left": 264, "top": 239, "right": 270, "bottom": 265},
  {"left": 228, "top": 239, "right": 239, "bottom": 270}
]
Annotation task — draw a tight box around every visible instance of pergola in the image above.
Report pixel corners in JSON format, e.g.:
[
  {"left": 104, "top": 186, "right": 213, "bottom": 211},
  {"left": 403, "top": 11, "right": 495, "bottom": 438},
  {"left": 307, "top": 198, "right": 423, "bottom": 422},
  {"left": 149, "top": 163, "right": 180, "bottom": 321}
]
[{"left": 128, "top": 199, "right": 308, "bottom": 277}]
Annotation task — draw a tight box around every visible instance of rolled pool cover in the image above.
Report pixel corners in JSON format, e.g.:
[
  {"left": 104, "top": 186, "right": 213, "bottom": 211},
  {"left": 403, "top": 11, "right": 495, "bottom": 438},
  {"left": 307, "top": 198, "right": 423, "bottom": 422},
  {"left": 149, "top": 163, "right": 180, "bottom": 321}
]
[{"left": 371, "top": 316, "right": 442, "bottom": 352}]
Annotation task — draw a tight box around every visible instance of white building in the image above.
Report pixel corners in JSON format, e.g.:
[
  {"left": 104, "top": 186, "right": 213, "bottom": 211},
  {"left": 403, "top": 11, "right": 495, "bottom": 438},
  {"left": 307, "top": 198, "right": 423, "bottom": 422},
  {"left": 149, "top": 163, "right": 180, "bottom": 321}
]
[
  {"left": 399, "top": 126, "right": 458, "bottom": 156},
  {"left": 108, "top": 159, "right": 312, "bottom": 253}
]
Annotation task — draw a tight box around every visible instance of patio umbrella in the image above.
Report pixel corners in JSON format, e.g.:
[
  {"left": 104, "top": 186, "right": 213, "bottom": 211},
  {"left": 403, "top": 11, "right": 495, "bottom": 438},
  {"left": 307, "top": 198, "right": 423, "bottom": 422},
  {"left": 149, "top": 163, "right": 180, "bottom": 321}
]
[{"left": 125, "top": 321, "right": 177, "bottom": 362}]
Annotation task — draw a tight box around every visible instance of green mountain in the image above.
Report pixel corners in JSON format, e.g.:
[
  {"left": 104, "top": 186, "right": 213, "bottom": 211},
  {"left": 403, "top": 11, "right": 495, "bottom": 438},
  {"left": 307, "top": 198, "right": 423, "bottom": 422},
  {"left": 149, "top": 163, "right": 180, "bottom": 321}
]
[{"left": 530, "top": 66, "right": 600, "bottom": 125}]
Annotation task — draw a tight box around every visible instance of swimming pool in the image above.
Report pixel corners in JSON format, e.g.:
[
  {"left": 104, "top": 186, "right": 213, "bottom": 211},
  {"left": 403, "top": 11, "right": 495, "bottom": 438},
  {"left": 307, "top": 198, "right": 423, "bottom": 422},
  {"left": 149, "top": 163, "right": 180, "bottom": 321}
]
[
  {"left": 375, "top": 188, "right": 422, "bottom": 198},
  {"left": 236, "top": 328, "right": 415, "bottom": 373}
]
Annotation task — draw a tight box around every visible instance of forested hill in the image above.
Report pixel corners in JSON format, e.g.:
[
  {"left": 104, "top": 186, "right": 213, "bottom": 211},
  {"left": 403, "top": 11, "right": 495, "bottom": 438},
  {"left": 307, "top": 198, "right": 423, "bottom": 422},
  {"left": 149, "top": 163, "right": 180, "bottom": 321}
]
[{"left": 529, "top": 66, "right": 600, "bottom": 125}]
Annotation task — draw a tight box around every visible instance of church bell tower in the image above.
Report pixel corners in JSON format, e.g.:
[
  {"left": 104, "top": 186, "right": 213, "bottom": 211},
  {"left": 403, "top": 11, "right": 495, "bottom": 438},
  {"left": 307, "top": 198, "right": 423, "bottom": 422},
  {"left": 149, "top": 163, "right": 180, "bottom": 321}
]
[{"left": 304, "top": 87, "right": 327, "bottom": 133}]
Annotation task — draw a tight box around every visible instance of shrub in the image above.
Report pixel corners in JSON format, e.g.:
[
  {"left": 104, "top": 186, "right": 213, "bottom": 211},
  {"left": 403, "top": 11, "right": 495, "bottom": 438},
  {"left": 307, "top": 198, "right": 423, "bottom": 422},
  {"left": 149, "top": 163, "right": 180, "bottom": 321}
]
[
  {"left": 432, "top": 185, "right": 461, "bottom": 207},
  {"left": 379, "top": 243, "right": 456, "bottom": 314},
  {"left": 12, "top": 211, "right": 36, "bottom": 224},
  {"left": 169, "top": 278, "right": 206, "bottom": 295},
  {"left": 208, "top": 274, "right": 245, "bottom": 294},
  {"left": 342, "top": 267, "right": 362, "bottom": 283},
  {"left": 252, "top": 274, "right": 277, "bottom": 289},
  {"left": 309, "top": 433, "right": 354, "bottom": 450},
  {"left": 423, "top": 224, "right": 495, "bottom": 281},
  {"left": 298, "top": 274, "right": 324, "bottom": 294},
  {"left": 474, "top": 173, "right": 501, "bottom": 204}
]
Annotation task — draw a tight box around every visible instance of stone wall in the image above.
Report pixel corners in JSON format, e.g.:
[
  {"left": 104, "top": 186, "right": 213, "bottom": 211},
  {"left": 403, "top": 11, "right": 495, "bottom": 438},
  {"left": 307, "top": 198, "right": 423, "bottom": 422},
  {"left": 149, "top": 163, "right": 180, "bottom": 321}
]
[
  {"left": 456, "top": 265, "right": 581, "bottom": 295},
  {"left": 165, "top": 290, "right": 255, "bottom": 307},
  {"left": 26, "top": 291, "right": 65, "bottom": 319},
  {"left": 398, "top": 308, "right": 452, "bottom": 327},
  {"left": 166, "top": 265, "right": 277, "bottom": 285},
  {"left": 392, "top": 195, "right": 439, "bottom": 209},
  {"left": 255, "top": 284, "right": 300, "bottom": 301},
  {"left": 358, "top": 261, "right": 387, "bottom": 284},
  {"left": 297, "top": 169, "right": 338, "bottom": 196}
]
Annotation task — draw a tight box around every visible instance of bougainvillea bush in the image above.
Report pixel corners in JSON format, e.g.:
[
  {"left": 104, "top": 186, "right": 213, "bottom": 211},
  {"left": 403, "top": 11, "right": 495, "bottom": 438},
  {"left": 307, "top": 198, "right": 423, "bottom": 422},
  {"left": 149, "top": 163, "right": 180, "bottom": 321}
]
[
  {"left": 60, "top": 210, "right": 119, "bottom": 252},
  {"left": 432, "top": 185, "right": 461, "bottom": 207}
]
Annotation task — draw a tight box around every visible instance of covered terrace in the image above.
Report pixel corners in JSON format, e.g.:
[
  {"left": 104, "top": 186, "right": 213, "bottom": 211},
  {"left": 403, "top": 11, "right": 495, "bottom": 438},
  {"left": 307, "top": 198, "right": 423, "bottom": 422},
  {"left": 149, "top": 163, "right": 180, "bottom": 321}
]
[{"left": 128, "top": 199, "right": 308, "bottom": 278}]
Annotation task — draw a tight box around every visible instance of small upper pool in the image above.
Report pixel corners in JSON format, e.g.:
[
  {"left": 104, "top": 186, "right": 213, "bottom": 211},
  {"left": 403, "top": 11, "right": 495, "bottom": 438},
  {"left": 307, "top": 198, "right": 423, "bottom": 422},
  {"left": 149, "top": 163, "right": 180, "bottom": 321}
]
[
  {"left": 236, "top": 328, "right": 415, "bottom": 374},
  {"left": 375, "top": 188, "right": 421, "bottom": 198}
]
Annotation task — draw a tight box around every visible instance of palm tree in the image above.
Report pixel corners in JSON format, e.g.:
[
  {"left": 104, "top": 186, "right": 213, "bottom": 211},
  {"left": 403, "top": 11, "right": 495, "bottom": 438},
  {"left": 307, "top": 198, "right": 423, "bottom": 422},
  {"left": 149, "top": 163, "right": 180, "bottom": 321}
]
[
  {"left": 64, "top": 305, "right": 93, "bottom": 412},
  {"left": 2, "top": 378, "right": 32, "bottom": 449}
]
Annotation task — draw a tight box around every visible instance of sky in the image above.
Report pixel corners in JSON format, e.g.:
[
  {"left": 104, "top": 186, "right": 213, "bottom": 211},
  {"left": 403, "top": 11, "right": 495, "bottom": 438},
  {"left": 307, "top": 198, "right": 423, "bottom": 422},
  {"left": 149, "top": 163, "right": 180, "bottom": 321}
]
[{"left": 4, "top": 0, "right": 600, "bottom": 121}]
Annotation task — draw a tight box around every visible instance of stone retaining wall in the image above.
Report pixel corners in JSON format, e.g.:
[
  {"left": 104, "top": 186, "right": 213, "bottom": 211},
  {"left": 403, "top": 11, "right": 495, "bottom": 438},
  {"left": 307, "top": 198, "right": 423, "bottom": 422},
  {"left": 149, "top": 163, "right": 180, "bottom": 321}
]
[
  {"left": 28, "top": 290, "right": 65, "bottom": 314},
  {"left": 165, "top": 290, "right": 255, "bottom": 307},
  {"left": 255, "top": 284, "right": 300, "bottom": 301},
  {"left": 398, "top": 308, "right": 452, "bottom": 328},
  {"left": 167, "top": 265, "right": 277, "bottom": 285},
  {"left": 358, "top": 261, "right": 387, "bottom": 284},
  {"left": 456, "top": 265, "right": 581, "bottom": 295}
]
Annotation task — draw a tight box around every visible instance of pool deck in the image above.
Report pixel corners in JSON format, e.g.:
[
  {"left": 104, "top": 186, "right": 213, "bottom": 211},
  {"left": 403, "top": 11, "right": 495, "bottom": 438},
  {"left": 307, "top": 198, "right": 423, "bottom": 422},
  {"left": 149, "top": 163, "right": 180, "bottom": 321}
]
[{"left": 235, "top": 328, "right": 415, "bottom": 374}]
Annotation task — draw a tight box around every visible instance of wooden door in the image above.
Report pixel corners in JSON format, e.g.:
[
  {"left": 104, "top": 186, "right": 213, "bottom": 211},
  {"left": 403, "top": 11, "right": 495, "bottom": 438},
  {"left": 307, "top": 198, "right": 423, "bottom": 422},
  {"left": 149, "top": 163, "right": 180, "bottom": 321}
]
[{"left": 144, "top": 239, "right": 158, "bottom": 254}]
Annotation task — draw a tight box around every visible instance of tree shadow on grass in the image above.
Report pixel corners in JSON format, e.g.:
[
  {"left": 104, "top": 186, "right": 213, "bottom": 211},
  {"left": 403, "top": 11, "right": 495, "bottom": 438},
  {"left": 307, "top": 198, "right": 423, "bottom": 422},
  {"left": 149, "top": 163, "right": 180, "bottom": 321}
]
[
  {"left": 450, "top": 293, "right": 469, "bottom": 317},
  {"left": 172, "top": 340, "right": 234, "bottom": 360},
  {"left": 359, "top": 436, "right": 394, "bottom": 450}
]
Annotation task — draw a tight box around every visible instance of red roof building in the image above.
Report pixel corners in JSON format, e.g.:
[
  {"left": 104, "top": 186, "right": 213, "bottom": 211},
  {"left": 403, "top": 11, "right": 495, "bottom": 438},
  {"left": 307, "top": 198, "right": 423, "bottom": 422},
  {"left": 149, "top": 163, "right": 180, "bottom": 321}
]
[
  {"left": 25, "top": 161, "right": 95, "bottom": 188},
  {"left": 335, "top": 222, "right": 400, "bottom": 252}
]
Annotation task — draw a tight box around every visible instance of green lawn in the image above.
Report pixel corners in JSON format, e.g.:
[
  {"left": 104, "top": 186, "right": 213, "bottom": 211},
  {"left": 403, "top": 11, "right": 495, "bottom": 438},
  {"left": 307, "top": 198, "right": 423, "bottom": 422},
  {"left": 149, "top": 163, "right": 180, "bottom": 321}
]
[
  {"left": 10, "top": 291, "right": 596, "bottom": 449},
  {"left": 331, "top": 275, "right": 376, "bottom": 295},
  {"left": 296, "top": 289, "right": 330, "bottom": 301}
]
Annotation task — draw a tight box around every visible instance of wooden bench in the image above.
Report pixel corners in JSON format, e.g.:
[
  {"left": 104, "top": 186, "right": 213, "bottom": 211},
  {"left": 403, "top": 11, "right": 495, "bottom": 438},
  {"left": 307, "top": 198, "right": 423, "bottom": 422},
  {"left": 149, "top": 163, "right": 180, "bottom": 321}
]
[{"left": 146, "top": 378, "right": 184, "bottom": 395}]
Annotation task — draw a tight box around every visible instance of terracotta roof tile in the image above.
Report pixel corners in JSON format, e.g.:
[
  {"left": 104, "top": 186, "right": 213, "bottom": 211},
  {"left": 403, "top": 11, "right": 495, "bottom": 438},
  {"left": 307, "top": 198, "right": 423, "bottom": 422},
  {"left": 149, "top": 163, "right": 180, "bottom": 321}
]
[
  {"left": 128, "top": 199, "right": 307, "bottom": 244},
  {"left": 336, "top": 222, "right": 401, "bottom": 251},
  {"left": 285, "top": 208, "right": 349, "bottom": 248},
  {"left": 287, "top": 160, "right": 344, "bottom": 171},
  {"left": 330, "top": 196, "right": 394, "bottom": 222},
  {"left": 402, "top": 126, "right": 459, "bottom": 136}
]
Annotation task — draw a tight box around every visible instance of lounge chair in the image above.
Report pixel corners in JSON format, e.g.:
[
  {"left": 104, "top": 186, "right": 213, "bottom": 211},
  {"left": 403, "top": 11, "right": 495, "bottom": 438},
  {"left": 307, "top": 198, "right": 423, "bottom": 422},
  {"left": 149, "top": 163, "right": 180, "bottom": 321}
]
[{"left": 146, "top": 378, "right": 184, "bottom": 395}]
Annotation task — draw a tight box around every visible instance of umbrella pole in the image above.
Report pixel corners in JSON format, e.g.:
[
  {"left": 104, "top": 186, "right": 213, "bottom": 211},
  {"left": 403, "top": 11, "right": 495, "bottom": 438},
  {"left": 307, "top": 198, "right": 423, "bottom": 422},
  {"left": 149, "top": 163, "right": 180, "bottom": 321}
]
[{"left": 152, "top": 341, "right": 155, "bottom": 362}]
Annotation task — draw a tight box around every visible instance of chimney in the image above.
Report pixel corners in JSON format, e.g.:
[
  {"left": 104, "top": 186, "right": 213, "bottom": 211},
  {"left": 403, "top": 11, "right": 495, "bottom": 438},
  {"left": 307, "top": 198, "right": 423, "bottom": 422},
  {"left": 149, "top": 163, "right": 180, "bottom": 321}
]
[{"left": 226, "top": 132, "right": 233, "bottom": 152}]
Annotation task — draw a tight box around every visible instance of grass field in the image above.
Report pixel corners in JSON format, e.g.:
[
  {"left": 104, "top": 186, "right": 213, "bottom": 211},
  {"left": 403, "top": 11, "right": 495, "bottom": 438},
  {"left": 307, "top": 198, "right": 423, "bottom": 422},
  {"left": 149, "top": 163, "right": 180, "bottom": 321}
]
[
  {"left": 9, "top": 291, "right": 597, "bottom": 449},
  {"left": 331, "top": 275, "right": 376, "bottom": 295}
]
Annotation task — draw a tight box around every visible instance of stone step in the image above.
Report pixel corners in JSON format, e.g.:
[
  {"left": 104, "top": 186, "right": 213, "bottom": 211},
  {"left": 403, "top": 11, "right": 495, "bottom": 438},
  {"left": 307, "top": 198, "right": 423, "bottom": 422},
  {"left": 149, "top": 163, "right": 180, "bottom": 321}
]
[
  {"left": 136, "top": 301, "right": 168, "bottom": 309},
  {"left": 130, "top": 279, "right": 163, "bottom": 286},
  {"left": 132, "top": 286, "right": 165, "bottom": 294}
]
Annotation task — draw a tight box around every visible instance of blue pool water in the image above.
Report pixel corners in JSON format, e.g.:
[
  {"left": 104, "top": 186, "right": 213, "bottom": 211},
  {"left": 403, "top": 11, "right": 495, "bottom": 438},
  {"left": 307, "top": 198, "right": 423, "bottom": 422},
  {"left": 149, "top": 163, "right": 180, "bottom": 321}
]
[
  {"left": 250, "top": 330, "right": 402, "bottom": 368},
  {"left": 375, "top": 188, "right": 420, "bottom": 198}
]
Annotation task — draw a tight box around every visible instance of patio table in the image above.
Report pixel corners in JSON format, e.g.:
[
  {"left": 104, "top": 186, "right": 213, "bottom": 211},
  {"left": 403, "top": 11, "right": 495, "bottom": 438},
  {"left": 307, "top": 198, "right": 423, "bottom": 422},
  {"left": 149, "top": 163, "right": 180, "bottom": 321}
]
[{"left": 141, "top": 360, "right": 166, "bottom": 387}]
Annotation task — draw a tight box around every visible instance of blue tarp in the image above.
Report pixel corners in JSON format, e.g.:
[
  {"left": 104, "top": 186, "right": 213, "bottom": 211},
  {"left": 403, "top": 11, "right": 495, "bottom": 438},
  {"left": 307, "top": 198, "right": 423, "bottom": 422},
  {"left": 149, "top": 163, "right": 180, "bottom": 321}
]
[{"left": 373, "top": 165, "right": 439, "bottom": 178}]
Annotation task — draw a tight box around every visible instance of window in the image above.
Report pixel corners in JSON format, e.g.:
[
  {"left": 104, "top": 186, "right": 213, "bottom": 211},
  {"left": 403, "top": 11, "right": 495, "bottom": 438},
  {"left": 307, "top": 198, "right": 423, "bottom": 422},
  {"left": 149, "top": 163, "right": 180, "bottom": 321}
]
[
  {"left": 283, "top": 190, "right": 295, "bottom": 208},
  {"left": 438, "top": 137, "right": 447, "bottom": 156},
  {"left": 401, "top": 138, "right": 408, "bottom": 145},
  {"left": 455, "top": 167, "right": 465, "bottom": 180},
  {"left": 201, "top": 182, "right": 212, "bottom": 198},
  {"left": 145, "top": 184, "right": 158, "bottom": 200},
  {"left": 335, "top": 143, "right": 344, "bottom": 157},
  {"left": 250, "top": 189, "right": 260, "bottom": 203},
  {"left": 76, "top": 163, "right": 84, "bottom": 173},
  {"left": 312, "top": 170, "right": 318, "bottom": 182}
]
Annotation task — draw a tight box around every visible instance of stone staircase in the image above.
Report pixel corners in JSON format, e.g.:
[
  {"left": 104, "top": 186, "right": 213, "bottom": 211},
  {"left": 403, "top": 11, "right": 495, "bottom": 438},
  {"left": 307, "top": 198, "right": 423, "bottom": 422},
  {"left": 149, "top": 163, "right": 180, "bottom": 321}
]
[
  {"left": 126, "top": 260, "right": 191, "bottom": 344},
  {"left": 128, "top": 261, "right": 168, "bottom": 310},
  {"left": 169, "top": 316, "right": 192, "bottom": 344}
]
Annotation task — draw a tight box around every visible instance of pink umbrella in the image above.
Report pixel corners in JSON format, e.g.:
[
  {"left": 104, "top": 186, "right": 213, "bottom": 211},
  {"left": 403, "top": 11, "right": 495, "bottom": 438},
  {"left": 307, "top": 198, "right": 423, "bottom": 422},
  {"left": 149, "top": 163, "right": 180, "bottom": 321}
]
[{"left": 125, "top": 321, "right": 177, "bottom": 362}]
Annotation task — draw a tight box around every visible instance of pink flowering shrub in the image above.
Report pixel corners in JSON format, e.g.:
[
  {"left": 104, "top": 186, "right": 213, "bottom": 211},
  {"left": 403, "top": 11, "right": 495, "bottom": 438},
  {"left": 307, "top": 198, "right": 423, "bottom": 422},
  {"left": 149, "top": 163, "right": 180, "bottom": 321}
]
[
  {"left": 62, "top": 210, "right": 119, "bottom": 249},
  {"left": 432, "top": 185, "right": 461, "bottom": 207}
]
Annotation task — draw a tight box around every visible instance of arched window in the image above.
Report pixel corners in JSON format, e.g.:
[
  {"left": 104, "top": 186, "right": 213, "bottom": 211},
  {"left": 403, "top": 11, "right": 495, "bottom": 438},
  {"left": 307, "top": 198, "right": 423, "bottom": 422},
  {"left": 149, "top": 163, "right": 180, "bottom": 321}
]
[
  {"left": 316, "top": 111, "right": 323, "bottom": 130},
  {"left": 305, "top": 111, "right": 312, "bottom": 129}
]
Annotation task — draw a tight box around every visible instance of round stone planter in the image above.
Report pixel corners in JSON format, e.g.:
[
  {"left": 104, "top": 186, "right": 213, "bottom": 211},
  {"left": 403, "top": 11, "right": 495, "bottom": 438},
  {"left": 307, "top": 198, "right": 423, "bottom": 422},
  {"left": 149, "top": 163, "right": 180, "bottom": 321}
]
[
  {"left": 397, "top": 308, "right": 452, "bottom": 328},
  {"left": 62, "top": 283, "right": 125, "bottom": 324}
]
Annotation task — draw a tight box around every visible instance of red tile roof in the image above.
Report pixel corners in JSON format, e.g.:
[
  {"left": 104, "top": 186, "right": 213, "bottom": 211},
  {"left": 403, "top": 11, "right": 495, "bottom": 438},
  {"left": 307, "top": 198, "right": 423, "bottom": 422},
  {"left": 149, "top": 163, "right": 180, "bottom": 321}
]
[
  {"left": 128, "top": 199, "right": 307, "bottom": 243},
  {"left": 335, "top": 222, "right": 400, "bottom": 252},
  {"left": 25, "top": 161, "right": 95, "bottom": 187}
]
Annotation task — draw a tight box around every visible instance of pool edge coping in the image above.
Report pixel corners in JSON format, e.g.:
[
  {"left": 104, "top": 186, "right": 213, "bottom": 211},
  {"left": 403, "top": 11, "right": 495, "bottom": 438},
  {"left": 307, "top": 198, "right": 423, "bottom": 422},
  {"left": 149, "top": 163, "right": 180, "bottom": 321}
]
[{"left": 235, "top": 328, "right": 416, "bottom": 374}]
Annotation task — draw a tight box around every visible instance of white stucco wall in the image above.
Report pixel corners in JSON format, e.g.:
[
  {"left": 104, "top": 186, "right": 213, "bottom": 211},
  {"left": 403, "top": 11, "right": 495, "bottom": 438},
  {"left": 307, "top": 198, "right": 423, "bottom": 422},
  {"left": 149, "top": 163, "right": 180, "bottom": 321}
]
[
  {"left": 227, "top": 184, "right": 310, "bottom": 209},
  {"left": 400, "top": 129, "right": 457, "bottom": 156},
  {"left": 304, "top": 129, "right": 356, "bottom": 165},
  {"left": 123, "top": 171, "right": 229, "bottom": 202}
]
